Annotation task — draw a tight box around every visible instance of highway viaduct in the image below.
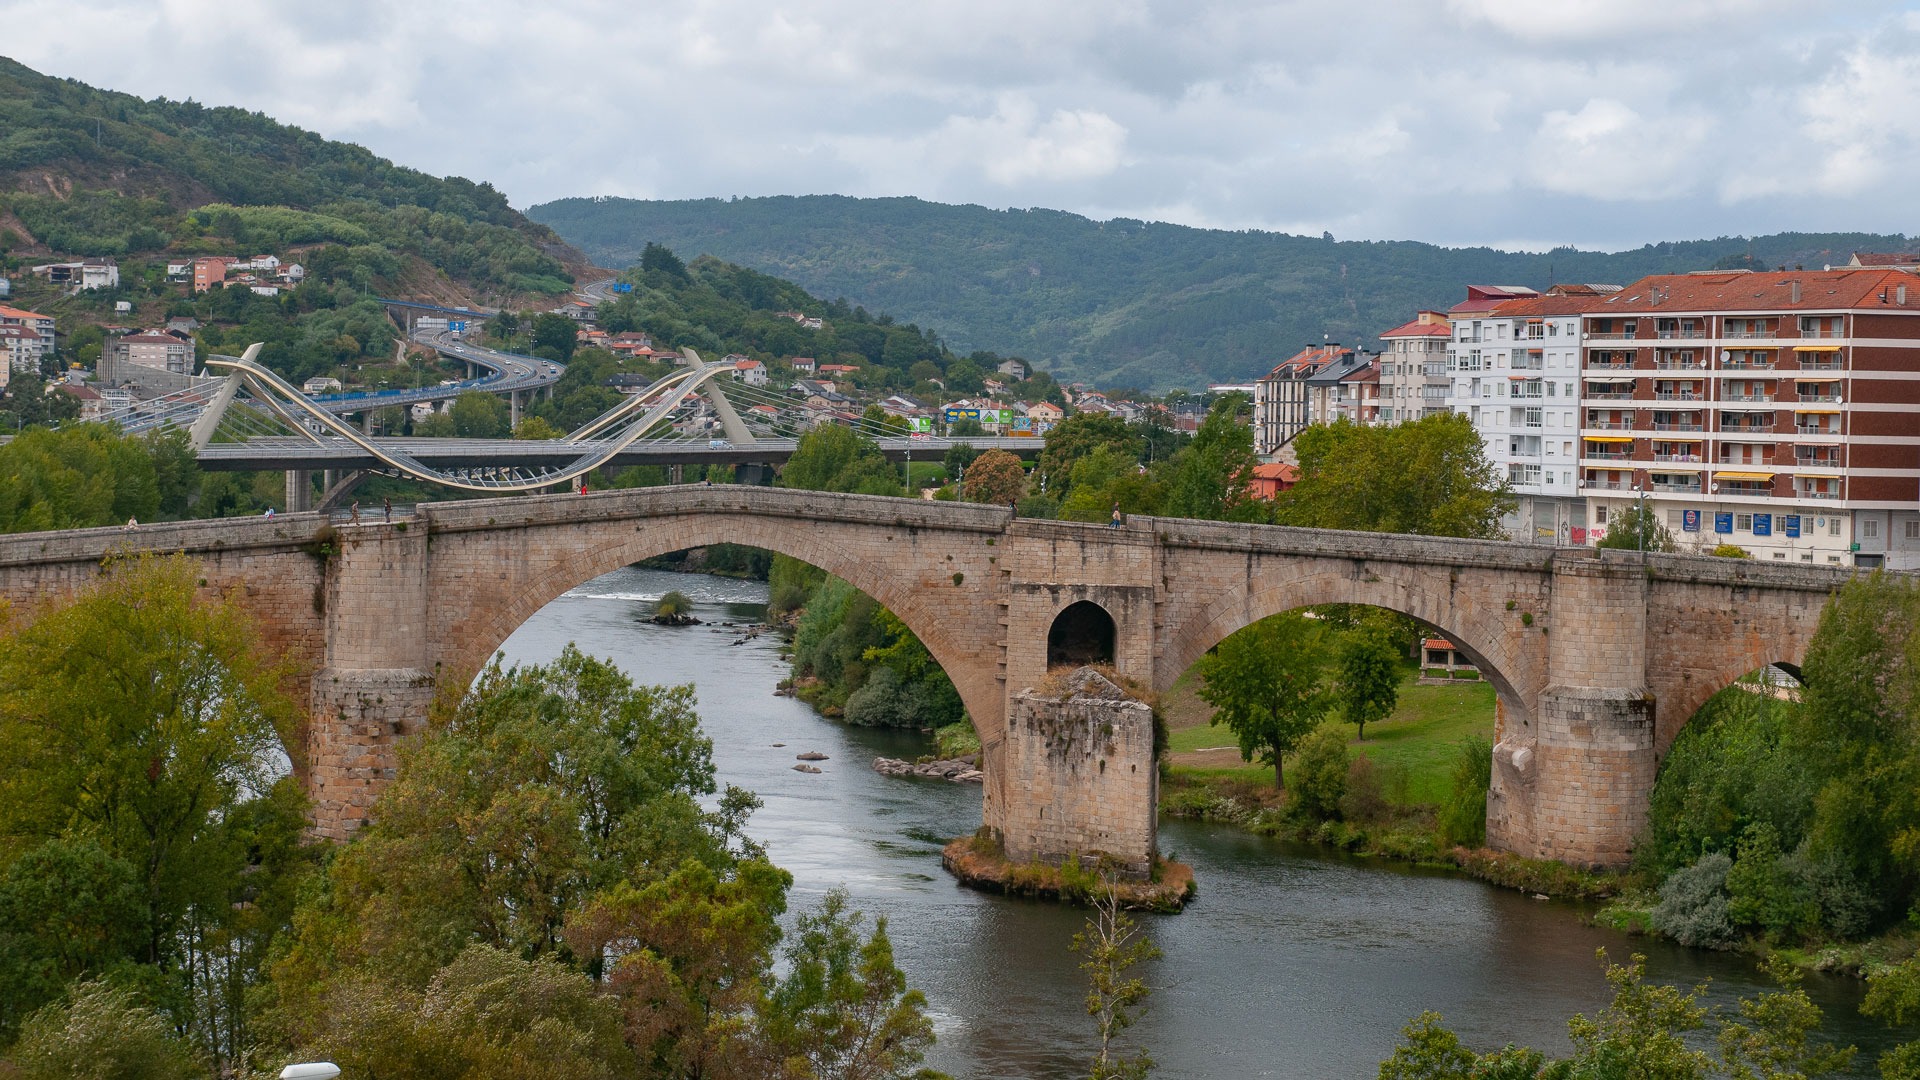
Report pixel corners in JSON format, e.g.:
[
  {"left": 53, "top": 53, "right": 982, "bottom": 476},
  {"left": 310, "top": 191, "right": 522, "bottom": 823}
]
[{"left": 0, "top": 485, "right": 1848, "bottom": 869}]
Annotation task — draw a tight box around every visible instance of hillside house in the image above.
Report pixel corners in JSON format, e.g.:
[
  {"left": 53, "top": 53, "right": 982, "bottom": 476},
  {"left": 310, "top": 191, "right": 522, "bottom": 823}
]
[
  {"left": 790, "top": 357, "right": 817, "bottom": 375},
  {"left": 731, "top": 358, "right": 769, "bottom": 386},
  {"left": 997, "top": 357, "right": 1030, "bottom": 380}
]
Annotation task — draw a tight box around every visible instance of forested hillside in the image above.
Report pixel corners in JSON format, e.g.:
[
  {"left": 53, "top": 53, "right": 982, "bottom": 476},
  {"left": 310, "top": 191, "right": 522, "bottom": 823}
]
[
  {"left": 528, "top": 194, "right": 1912, "bottom": 389},
  {"left": 0, "top": 57, "right": 588, "bottom": 299}
]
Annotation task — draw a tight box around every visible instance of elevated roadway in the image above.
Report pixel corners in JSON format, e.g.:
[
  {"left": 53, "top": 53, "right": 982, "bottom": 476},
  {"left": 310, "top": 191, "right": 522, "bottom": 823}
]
[{"left": 195, "top": 434, "right": 1042, "bottom": 472}]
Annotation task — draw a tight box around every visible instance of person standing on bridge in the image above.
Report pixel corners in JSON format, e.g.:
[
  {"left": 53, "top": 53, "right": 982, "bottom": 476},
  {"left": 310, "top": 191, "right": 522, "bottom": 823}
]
[
  {"left": 1110, "top": 502, "right": 1123, "bottom": 529},
  {"left": 349, "top": 501, "right": 361, "bottom": 527},
  {"left": 383, "top": 497, "right": 392, "bottom": 524}
]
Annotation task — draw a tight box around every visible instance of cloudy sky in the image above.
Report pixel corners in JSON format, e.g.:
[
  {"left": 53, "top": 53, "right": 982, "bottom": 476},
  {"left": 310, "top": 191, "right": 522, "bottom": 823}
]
[{"left": 5, "top": 0, "right": 1918, "bottom": 250}]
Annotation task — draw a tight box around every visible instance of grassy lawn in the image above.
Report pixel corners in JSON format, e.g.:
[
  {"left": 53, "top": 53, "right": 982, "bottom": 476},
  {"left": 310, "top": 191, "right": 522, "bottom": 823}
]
[{"left": 1165, "top": 665, "right": 1495, "bottom": 806}]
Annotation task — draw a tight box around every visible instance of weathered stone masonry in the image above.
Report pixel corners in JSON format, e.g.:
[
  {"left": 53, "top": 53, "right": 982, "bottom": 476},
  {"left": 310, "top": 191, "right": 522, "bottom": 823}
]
[{"left": 0, "top": 486, "right": 1852, "bottom": 866}]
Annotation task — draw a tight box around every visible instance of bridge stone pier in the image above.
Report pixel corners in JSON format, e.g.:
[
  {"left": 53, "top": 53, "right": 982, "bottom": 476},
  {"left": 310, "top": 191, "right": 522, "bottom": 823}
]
[{"left": 0, "top": 486, "right": 1850, "bottom": 868}]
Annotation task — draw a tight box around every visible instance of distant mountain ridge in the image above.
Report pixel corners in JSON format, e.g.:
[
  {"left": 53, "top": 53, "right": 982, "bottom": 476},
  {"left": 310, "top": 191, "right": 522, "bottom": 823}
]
[{"left": 528, "top": 194, "right": 1911, "bottom": 389}]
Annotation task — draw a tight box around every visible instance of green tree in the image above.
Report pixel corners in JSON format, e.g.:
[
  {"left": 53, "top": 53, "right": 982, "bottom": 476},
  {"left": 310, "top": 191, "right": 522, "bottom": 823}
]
[
  {"left": 1196, "top": 612, "right": 1329, "bottom": 790},
  {"left": 296, "top": 945, "right": 629, "bottom": 1080},
  {"left": 1716, "top": 961, "right": 1856, "bottom": 1080},
  {"left": 1337, "top": 625, "right": 1401, "bottom": 741},
  {"left": 780, "top": 424, "right": 899, "bottom": 495},
  {"left": 1278, "top": 415, "right": 1512, "bottom": 538},
  {"left": 486, "top": 309, "right": 520, "bottom": 342},
  {"left": 1037, "top": 413, "right": 1134, "bottom": 498},
  {"left": 1564, "top": 951, "right": 1712, "bottom": 1080},
  {"left": 1862, "top": 956, "right": 1920, "bottom": 1080},
  {"left": 0, "top": 424, "right": 168, "bottom": 532},
  {"left": 640, "top": 241, "right": 691, "bottom": 282},
  {"left": 1071, "top": 869, "right": 1158, "bottom": 1080},
  {"left": 11, "top": 980, "right": 203, "bottom": 1080},
  {"left": 449, "top": 391, "right": 511, "bottom": 438},
  {"left": 1597, "top": 500, "right": 1677, "bottom": 552},
  {"left": 1161, "top": 394, "right": 1264, "bottom": 523},
  {"left": 531, "top": 312, "right": 579, "bottom": 361},
  {"left": 265, "top": 646, "right": 748, "bottom": 1015},
  {"left": 0, "top": 555, "right": 304, "bottom": 1056},
  {"left": 513, "top": 415, "right": 561, "bottom": 440},
  {"left": 413, "top": 410, "right": 456, "bottom": 437},
  {"left": 961, "top": 448, "right": 1026, "bottom": 505},
  {"left": 756, "top": 889, "right": 940, "bottom": 1080}
]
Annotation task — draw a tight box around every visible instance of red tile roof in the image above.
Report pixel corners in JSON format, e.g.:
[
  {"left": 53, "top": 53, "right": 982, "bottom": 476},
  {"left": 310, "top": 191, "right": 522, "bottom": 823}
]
[
  {"left": 1593, "top": 269, "right": 1920, "bottom": 313},
  {"left": 1379, "top": 318, "right": 1453, "bottom": 338}
]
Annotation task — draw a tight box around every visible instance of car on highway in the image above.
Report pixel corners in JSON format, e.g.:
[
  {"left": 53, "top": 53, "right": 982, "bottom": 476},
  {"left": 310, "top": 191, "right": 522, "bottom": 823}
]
[{"left": 708, "top": 439, "right": 732, "bottom": 449}]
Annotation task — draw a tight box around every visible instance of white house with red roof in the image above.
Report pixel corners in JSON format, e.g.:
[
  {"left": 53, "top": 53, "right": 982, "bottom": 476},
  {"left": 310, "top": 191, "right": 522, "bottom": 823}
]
[{"left": 731, "top": 357, "right": 768, "bottom": 386}]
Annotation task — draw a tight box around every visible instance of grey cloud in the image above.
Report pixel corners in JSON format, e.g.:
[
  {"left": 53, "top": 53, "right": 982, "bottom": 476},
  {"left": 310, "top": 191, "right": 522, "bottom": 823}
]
[{"left": 2, "top": 0, "right": 1914, "bottom": 249}]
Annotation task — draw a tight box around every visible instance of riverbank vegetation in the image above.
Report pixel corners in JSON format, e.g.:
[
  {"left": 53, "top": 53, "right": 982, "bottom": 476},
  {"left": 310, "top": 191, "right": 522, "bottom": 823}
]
[
  {"left": 1379, "top": 950, "right": 1882, "bottom": 1080},
  {"left": 0, "top": 555, "right": 945, "bottom": 1078},
  {"left": 1617, "top": 572, "right": 1920, "bottom": 962}
]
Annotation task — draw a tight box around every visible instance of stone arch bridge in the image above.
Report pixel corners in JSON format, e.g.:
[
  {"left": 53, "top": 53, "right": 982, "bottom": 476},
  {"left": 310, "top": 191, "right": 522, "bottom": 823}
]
[{"left": 0, "top": 486, "right": 1850, "bottom": 867}]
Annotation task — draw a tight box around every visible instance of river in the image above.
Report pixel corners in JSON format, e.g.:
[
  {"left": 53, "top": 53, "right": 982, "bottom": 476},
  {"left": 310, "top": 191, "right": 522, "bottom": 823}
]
[{"left": 497, "top": 566, "right": 1890, "bottom": 1079}]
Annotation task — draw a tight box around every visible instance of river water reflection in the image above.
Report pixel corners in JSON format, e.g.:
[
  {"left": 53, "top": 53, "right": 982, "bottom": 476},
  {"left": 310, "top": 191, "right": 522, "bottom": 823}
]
[{"left": 499, "top": 566, "right": 1886, "bottom": 1079}]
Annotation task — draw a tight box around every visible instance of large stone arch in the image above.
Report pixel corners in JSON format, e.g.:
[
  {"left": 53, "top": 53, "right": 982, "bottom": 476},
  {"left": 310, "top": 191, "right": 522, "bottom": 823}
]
[
  {"left": 422, "top": 496, "right": 1008, "bottom": 750},
  {"left": 1157, "top": 561, "right": 1547, "bottom": 728}
]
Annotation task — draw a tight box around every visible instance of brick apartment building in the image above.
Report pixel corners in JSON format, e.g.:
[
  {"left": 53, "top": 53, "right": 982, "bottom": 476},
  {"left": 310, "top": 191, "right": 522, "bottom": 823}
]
[
  {"left": 1573, "top": 269, "right": 1920, "bottom": 567},
  {"left": 1254, "top": 342, "right": 1364, "bottom": 454}
]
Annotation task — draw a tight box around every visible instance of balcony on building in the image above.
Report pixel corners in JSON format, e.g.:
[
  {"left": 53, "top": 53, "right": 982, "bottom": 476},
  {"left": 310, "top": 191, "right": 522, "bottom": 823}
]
[
  {"left": 1795, "top": 345, "right": 1844, "bottom": 371},
  {"left": 1584, "top": 468, "right": 1633, "bottom": 492},
  {"left": 1721, "top": 379, "right": 1775, "bottom": 403},
  {"left": 1713, "top": 472, "right": 1776, "bottom": 498},
  {"left": 1720, "top": 347, "right": 1776, "bottom": 370},
  {"left": 1512, "top": 348, "right": 1543, "bottom": 370},
  {"left": 1586, "top": 379, "right": 1635, "bottom": 401},
  {"left": 1518, "top": 319, "right": 1546, "bottom": 341},
  {"left": 1717, "top": 441, "right": 1773, "bottom": 467},
  {"left": 1650, "top": 409, "right": 1704, "bottom": 432},
  {"left": 1793, "top": 378, "right": 1842, "bottom": 403},
  {"left": 1718, "top": 409, "right": 1777, "bottom": 435},
  {"left": 1587, "top": 349, "right": 1635, "bottom": 371},
  {"left": 1656, "top": 348, "right": 1705, "bottom": 371},
  {"left": 1794, "top": 409, "right": 1841, "bottom": 436},
  {"left": 1794, "top": 444, "right": 1843, "bottom": 467},
  {"left": 1510, "top": 377, "right": 1544, "bottom": 399},
  {"left": 1722, "top": 317, "right": 1780, "bottom": 340},
  {"left": 1651, "top": 470, "right": 1704, "bottom": 493},
  {"left": 1585, "top": 317, "right": 1637, "bottom": 341},
  {"left": 1652, "top": 439, "right": 1702, "bottom": 463},
  {"left": 1656, "top": 317, "right": 1707, "bottom": 339},
  {"left": 1584, "top": 436, "right": 1634, "bottom": 460},
  {"left": 1584, "top": 410, "right": 1633, "bottom": 431},
  {"left": 1798, "top": 316, "right": 1844, "bottom": 339},
  {"left": 1653, "top": 379, "right": 1704, "bottom": 401},
  {"left": 1794, "top": 475, "right": 1842, "bottom": 500}
]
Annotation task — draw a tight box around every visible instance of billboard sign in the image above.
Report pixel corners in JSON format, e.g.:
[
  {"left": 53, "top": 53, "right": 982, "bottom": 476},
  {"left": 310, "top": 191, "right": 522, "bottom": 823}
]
[
  {"left": 1784, "top": 515, "right": 1802, "bottom": 537},
  {"left": 1682, "top": 509, "right": 1700, "bottom": 532},
  {"left": 1715, "top": 512, "right": 1734, "bottom": 534},
  {"left": 1753, "top": 513, "right": 1772, "bottom": 536}
]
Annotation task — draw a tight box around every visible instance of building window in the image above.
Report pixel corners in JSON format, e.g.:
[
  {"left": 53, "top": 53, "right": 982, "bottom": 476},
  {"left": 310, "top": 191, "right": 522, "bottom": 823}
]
[
  {"left": 1595, "top": 506, "right": 1608, "bottom": 524},
  {"left": 1667, "top": 509, "right": 1682, "bottom": 526},
  {"left": 1736, "top": 514, "right": 1753, "bottom": 531},
  {"left": 1865, "top": 519, "right": 1880, "bottom": 538},
  {"left": 1831, "top": 518, "right": 1843, "bottom": 536},
  {"left": 1906, "top": 521, "right": 1919, "bottom": 540}
]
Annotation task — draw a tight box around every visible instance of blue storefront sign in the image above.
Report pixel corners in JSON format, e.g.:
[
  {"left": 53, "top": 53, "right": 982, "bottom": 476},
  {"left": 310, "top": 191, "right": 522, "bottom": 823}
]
[
  {"left": 1682, "top": 509, "right": 1701, "bottom": 532},
  {"left": 1784, "top": 515, "right": 1802, "bottom": 537},
  {"left": 1753, "top": 513, "right": 1772, "bottom": 536},
  {"left": 1715, "top": 512, "right": 1734, "bottom": 534}
]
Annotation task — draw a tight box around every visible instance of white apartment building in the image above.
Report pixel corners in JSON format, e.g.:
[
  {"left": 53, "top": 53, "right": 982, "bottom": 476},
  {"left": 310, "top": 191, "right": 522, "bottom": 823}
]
[
  {"left": 1445, "top": 286, "right": 1592, "bottom": 543},
  {"left": 1378, "top": 311, "right": 1452, "bottom": 423}
]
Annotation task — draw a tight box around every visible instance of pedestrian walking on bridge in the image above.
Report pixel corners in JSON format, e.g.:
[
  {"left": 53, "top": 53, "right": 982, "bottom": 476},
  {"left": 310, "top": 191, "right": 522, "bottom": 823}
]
[{"left": 383, "top": 497, "right": 392, "bottom": 523}]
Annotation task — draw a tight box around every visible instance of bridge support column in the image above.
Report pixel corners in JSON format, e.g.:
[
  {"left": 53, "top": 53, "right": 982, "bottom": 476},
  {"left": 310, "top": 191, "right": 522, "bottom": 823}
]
[
  {"left": 1490, "top": 550, "right": 1654, "bottom": 868},
  {"left": 510, "top": 391, "right": 521, "bottom": 429},
  {"left": 308, "top": 524, "right": 436, "bottom": 839},
  {"left": 986, "top": 669, "right": 1157, "bottom": 879},
  {"left": 285, "top": 470, "right": 313, "bottom": 513}
]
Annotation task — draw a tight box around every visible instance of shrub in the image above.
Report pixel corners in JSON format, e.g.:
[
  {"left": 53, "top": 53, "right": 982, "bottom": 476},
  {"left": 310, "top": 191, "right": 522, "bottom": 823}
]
[
  {"left": 653, "top": 590, "right": 692, "bottom": 618},
  {"left": 1649, "top": 852, "right": 1735, "bottom": 948},
  {"left": 1290, "top": 729, "right": 1350, "bottom": 821},
  {"left": 1711, "top": 543, "right": 1752, "bottom": 559},
  {"left": 11, "top": 981, "right": 202, "bottom": 1080},
  {"left": 1340, "top": 754, "right": 1391, "bottom": 823},
  {"left": 843, "top": 667, "right": 932, "bottom": 728},
  {"left": 1436, "top": 736, "right": 1492, "bottom": 848},
  {"left": 1725, "top": 823, "right": 1817, "bottom": 941}
]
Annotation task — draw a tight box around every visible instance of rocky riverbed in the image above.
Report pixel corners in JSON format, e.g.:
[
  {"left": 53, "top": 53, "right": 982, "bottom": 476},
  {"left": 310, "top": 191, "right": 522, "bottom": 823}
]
[{"left": 873, "top": 756, "right": 984, "bottom": 783}]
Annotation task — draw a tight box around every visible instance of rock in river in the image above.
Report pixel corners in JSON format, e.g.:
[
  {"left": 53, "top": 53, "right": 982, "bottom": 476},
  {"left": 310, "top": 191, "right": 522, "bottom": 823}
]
[{"left": 796, "top": 751, "right": 829, "bottom": 761}]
